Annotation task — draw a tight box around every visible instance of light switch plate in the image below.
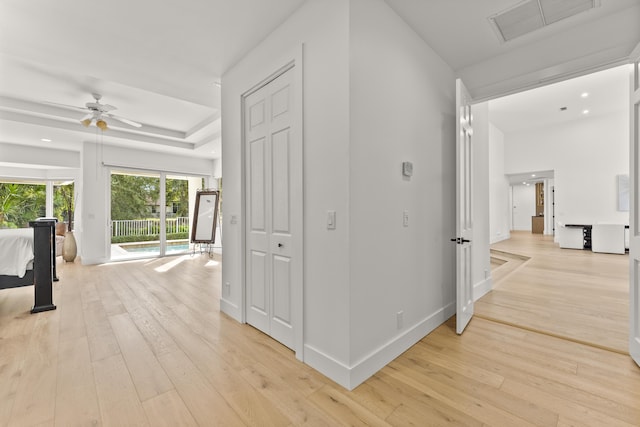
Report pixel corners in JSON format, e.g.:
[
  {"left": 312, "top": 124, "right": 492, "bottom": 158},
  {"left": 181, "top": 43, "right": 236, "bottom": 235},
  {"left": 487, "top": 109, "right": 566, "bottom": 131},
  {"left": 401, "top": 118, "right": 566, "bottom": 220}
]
[
  {"left": 402, "top": 161, "right": 413, "bottom": 177},
  {"left": 327, "top": 210, "right": 336, "bottom": 230}
]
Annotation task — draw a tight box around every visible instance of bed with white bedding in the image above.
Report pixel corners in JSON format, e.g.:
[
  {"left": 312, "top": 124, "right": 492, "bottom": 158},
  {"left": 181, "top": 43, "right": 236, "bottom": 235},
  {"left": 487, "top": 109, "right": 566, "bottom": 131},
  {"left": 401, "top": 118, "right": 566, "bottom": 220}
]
[{"left": 0, "top": 228, "right": 35, "bottom": 289}]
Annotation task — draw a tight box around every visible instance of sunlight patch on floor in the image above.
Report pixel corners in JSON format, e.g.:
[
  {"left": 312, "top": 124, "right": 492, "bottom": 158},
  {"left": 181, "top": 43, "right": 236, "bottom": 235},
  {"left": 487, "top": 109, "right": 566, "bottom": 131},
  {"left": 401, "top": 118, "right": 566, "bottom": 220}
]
[
  {"left": 205, "top": 259, "right": 220, "bottom": 267},
  {"left": 154, "top": 255, "right": 191, "bottom": 273}
]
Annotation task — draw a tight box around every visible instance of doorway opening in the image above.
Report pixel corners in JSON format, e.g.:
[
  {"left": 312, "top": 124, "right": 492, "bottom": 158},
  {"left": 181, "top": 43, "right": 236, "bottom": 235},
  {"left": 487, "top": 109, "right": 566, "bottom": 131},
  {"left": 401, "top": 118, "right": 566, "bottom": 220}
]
[{"left": 478, "top": 64, "right": 631, "bottom": 354}]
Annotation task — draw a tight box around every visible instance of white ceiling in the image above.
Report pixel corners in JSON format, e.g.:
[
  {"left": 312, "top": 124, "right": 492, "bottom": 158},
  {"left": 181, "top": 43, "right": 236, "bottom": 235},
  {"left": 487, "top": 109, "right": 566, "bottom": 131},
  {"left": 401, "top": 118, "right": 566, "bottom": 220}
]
[
  {"left": 489, "top": 63, "right": 631, "bottom": 134},
  {"left": 0, "top": 0, "right": 306, "bottom": 163},
  {"left": 0, "top": 0, "right": 639, "bottom": 170},
  {"left": 384, "top": 0, "right": 639, "bottom": 72},
  {"left": 506, "top": 170, "right": 555, "bottom": 186}
]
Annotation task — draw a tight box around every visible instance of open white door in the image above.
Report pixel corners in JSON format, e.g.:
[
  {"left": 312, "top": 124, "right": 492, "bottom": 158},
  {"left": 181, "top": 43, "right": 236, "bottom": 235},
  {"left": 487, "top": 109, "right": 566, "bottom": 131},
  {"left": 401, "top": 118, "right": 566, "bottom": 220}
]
[
  {"left": 629, "top": 43, "right": 640, "bottom": 367},
  {"left": 455, "top": 79, "right": 474, "bottom": 334}
]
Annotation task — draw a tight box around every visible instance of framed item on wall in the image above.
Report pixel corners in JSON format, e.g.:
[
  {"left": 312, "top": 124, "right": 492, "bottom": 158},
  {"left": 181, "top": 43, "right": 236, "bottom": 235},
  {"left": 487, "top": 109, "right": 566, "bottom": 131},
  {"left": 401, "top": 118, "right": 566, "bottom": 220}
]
[
  {"left": 618, "top": 174, "right": 629, "bottom": 212},
  {"left": 191, "top": 190, "right": 220, "bottom": 244}
]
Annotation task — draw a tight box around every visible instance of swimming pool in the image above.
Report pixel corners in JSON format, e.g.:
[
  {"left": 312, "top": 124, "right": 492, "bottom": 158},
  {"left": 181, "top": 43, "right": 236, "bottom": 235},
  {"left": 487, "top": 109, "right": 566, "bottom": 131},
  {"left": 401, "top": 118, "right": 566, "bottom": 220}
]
[{"left": 121, "top": 243, "right": 191, "bottom": 253}]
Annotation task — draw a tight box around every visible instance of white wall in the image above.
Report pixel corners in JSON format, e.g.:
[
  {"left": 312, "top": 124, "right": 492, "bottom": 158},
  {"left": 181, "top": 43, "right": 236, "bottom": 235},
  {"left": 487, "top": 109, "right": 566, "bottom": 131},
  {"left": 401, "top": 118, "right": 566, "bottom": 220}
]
[
  {"left": 489, "top": 123, "right": 510, "bottom": 243},
  {"left": 511, "top": 184, "right": 536, "bottom": 231},
  {"left": 469, "top": 102, "right": 491, "bottom": 300},
  {"left": 222, "top": 0, "right": 457, "bottom": 389},
  {"left": 221, "top": 0, "right": 352, "bottom": 375},
  {"left": 81, "top": 142, "right": 217, "bottom": 264},
  {"left": 348, "top": 0, "right": 456, "bottom": 377},
  {"left": 0, "top": 142, "right": 80, "bottom": 170},
  {"left": 504, "top": 112, "right": 629, "bottom": 227}
]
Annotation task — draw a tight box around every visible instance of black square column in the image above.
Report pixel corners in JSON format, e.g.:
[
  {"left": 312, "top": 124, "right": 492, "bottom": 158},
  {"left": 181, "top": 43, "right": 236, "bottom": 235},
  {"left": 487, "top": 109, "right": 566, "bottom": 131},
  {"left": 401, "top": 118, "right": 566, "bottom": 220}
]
[{"left": 28, "top": 220, "right": 56, "bottom": 313}]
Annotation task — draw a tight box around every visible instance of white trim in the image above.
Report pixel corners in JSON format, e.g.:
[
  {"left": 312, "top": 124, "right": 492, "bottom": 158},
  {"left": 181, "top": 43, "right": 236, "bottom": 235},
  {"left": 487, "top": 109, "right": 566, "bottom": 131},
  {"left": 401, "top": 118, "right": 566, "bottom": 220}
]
[
  {"left": 304, "top": 303, "right": 456, "bottom": 390},
  {"left": 220, "top": 298, "right": 242, "bottom": 323},
  {"left": 630, "top": 41, "right": 640, "bottom": 62},
  {"left": 292, "top": 45, "right": 304, "bottom": 361},
  {"left": 470, "top": 53, "right": 631, "bottom": 103},
  {"left": 629, "top": 40, "right": 640, "bottom": 367},
  {"left": 80, "top": 256, "right": 109, "bottom": 265},
  {"left": 490, "top": 232, "right": 510, "bottom": 244},
  {"left": 473, "top": 277, "right": 493, "bottom": 301},
  {"left": 302, "top": 345, "right": 351, "bottom": 390}
]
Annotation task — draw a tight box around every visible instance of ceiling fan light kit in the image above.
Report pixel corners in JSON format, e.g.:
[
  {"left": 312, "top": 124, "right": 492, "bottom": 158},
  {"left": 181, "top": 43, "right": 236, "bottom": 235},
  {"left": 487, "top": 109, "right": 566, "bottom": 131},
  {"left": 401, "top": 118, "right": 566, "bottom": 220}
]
[
  {"left": 96, "top": 119, "right": 108, "bottom": 131},
  {"left": 53, "top": 92, "right": 142, "bottom": 131}
]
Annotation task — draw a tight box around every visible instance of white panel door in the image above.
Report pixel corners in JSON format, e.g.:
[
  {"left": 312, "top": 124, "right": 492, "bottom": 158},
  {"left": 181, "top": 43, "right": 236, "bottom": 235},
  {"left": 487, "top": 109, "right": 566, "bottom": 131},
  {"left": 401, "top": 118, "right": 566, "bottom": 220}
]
[
  {"left": 245, "top": 68, "right": 295, "bottom": 349},
  {"left": 455, "top": 79, "right": 474, "bottom": 334},
  {"left": 629, "top": 43, "right": 640, "bottom": 367},
  {"left": 512, "top": 184, "right": 536, "bottom": 231}
]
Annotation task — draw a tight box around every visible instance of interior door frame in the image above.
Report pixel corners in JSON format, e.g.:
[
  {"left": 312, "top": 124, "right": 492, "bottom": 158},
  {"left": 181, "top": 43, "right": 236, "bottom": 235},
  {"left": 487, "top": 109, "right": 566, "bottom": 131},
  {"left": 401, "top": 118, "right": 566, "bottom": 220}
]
[
  {"left": 472, "top": 54, "right": 640, "bottom": 362},
  {"left": 240, "top": 48, "right": 304, "bottom": 360},
  {"left": 629, "top": 41, "right": 640, "bottom": 367}
]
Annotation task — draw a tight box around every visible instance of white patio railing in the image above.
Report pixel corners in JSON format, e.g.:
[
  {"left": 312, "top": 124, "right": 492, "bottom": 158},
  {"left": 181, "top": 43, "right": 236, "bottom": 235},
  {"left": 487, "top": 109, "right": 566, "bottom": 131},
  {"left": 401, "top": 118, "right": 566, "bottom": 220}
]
[{"left": 112, "top": 217, "right": 189, "bottom": 238}]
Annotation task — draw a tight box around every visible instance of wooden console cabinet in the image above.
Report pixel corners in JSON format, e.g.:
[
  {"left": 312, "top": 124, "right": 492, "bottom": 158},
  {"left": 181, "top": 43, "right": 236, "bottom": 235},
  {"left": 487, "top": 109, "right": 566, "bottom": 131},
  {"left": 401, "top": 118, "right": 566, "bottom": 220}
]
[{"left": 532, "top": 216, "right": 544, "bottom": 234}]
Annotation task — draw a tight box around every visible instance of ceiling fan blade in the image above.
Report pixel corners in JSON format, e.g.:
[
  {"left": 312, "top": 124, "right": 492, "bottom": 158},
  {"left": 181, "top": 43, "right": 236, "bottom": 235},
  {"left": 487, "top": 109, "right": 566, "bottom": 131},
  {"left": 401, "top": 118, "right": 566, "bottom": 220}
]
[
  {"left": 43, "top": 101, "right": 88, "bottom": 112},
  {"left": 86, "top": 102, "right": 117, "bottom": 113},
  {"left": 107, "top": 114, "right": 142, "bottom": 128}
]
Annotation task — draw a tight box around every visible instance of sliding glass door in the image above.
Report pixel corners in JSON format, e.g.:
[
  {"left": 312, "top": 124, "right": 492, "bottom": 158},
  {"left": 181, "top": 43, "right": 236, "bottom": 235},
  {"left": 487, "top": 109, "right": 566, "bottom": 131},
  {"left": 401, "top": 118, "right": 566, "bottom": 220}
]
[
  {"left": 109, "top": 169, "right": 204, "bottom": 261},
  {"left": 110, "top": 170, "right": 161, "bottom": 260},
  {"left": 165, "top": 174, "right": 192, "bottom": 256}
]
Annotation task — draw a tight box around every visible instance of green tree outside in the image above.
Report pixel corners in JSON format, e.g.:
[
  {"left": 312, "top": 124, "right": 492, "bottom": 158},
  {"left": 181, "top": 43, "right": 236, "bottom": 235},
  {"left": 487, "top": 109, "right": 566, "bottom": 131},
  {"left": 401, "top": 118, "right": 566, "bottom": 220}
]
[
  {"left": 110, "top": 174, "right": 160, "bottom": 220},
  {"left": 54, "top": 183, "right": 75, "bottom": 231},
  {"left": 0, "top": 183, "right": 46, "bottom": 228},
  {"left": 110, "top": 173, "right": 191, "bottom": 243},
  {"left": 166, "top": 177, "right": 189, "bottom": 218}
]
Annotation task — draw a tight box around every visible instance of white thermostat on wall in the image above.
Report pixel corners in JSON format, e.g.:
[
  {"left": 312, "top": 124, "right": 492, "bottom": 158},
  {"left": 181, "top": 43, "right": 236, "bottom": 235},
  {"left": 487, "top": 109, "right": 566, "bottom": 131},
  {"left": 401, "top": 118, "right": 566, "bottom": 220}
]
[{"left": 402, "top": 161, "right": 413, "bottom": 178}]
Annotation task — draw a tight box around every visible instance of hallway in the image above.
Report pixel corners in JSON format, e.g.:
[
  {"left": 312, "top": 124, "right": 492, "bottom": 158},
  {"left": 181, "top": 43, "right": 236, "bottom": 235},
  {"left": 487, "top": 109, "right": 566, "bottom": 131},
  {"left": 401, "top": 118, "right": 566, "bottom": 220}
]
[{"left": 477, "top": 231, "right": 629, "bottom": 354}]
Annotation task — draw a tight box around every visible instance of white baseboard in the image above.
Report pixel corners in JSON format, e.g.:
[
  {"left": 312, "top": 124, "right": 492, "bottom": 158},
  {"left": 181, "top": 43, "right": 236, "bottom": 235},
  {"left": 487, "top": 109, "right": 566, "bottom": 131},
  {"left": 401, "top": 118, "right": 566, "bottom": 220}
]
[
  {"left": 220, "top": 298, "right": 242, "bottom": 323},
  {"left": 304, "top": 302, "right": 456, "bottom": 390},
  {"left": 80, "top": 256, "right": 108, "bottom": 265},
  {"left": 474, "top": 277, "right": 492, "bottom": 301},
  {"left": 490, "top": 232, "right": 510, "bottom": 244},
  {"left": 303, "top": 345, "right": 351, "bottom": 389}
]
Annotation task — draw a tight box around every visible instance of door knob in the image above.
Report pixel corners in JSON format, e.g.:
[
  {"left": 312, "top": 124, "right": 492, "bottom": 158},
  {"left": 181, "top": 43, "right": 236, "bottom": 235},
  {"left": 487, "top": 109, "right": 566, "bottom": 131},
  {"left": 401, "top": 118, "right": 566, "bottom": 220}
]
[
  {"left": 278, "top": 243, "right": 283, "bottom": 248},
  {"left": 450, "top": 237, "right": 471, "bottom": 244}
]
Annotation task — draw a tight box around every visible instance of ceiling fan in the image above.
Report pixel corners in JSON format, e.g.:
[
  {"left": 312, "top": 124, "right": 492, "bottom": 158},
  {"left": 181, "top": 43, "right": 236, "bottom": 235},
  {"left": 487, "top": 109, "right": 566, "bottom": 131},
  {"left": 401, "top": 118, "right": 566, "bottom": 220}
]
[{"left": 54, "top": 93, "right": 142, "bottom": 130}]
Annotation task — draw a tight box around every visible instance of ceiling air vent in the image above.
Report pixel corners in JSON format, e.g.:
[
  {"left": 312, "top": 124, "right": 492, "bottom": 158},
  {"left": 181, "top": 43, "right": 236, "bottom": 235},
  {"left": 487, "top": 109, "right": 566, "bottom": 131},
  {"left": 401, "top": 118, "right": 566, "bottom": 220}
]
[{"left": 489, "top": 0, "right": 599, "bottom": 42}]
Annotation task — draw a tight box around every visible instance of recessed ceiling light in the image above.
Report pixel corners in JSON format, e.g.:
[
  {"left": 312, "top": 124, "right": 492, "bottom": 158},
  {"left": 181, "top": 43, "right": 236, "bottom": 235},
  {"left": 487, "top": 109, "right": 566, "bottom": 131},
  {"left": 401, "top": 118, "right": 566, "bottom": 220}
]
[
  {"left": 41, "top": 138, "right": 52, "bottom": 142},
  {"left": 583, "top": 109, "right": 590, "bottom": 115},
  {"left": 522, "top": 181, "right": 526, "bottom": 185},
  {"left": 531, "top": 174, "right": 536, "bottom": 177},
  {"left": 581, "top": 92, "right": 589, "bottom": 98}
]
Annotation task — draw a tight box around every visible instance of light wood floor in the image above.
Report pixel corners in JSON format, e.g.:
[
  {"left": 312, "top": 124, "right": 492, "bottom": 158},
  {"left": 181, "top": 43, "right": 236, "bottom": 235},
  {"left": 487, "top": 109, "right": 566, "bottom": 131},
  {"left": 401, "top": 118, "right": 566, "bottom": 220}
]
[
  {"left": 1, "top": 252, "right": 639, "bottom": 426},
  {"left": 479, "top": 231, "right": 629, "bottom": 354}
]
